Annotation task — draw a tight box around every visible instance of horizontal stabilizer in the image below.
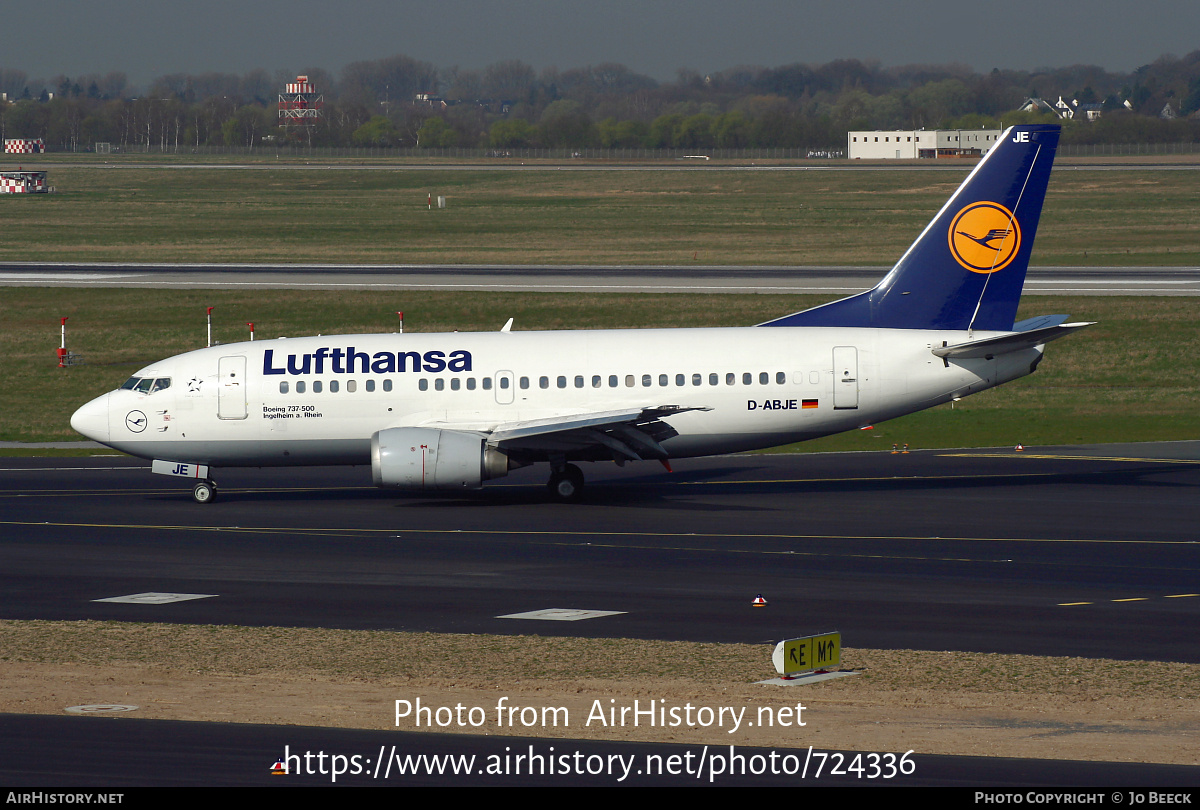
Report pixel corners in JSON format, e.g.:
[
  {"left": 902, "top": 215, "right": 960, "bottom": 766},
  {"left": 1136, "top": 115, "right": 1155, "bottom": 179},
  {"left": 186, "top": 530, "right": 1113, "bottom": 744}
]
[
  {"left": 932, "top": 322, "right": 1094, "bottom": 359},
  {"left": 1012, "top": 314, "right": 1071, "bottom": 331}
]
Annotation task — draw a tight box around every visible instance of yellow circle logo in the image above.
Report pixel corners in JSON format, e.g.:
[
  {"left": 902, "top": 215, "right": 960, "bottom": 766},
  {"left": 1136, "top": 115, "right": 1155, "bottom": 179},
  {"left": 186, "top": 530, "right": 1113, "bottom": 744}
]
[{"left": 948, "top": 202, "right": 1021, "bottom": 274}]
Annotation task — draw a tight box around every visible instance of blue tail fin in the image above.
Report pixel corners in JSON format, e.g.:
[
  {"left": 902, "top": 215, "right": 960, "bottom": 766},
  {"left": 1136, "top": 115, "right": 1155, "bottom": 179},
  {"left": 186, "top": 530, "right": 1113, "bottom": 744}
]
[{"left": 762, "top": 124, "right": 1060, "bottom": 331}]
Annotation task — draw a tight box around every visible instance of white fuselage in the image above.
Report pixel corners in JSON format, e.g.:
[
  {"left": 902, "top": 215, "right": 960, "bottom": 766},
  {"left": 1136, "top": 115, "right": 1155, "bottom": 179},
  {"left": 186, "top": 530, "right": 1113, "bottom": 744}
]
[{"left": 71, "top": 325, "right": 1042, "bottom": 468}]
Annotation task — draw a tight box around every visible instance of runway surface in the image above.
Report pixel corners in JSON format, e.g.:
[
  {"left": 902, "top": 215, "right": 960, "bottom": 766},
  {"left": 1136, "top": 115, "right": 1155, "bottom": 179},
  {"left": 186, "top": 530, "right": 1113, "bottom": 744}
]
[
  {"left": 3, "top": 443, "right": 1198, "bottom": 662},
  {"left": 3, "top": 262, "right": 1200, "bottom": 295},
  {"left": 4, "top": 443, "right": 1200, "bottom": 786}
]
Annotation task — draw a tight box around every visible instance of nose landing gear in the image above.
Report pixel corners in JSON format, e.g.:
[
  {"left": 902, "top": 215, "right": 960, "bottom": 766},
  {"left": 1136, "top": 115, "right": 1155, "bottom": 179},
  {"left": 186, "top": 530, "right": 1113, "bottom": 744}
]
[{"left": 192, "top": 480, "right": 217, "bottom": 504}]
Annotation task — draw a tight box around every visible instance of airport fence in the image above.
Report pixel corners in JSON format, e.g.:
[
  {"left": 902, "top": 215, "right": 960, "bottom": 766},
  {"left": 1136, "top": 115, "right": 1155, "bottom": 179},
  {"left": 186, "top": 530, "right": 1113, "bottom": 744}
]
[
  {"left": 1057, "top": 141, "right": 1200, "bottom": 157},
  {"left": 12, "top": 142, "right": 1200, "bottom": 160},
  {"left": 26, "top": 144, "right": 848, "bottom": 160}
]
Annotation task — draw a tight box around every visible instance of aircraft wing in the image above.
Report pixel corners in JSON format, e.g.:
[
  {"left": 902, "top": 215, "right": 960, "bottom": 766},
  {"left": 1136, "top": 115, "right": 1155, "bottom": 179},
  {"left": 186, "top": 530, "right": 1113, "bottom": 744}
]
[
  {"left": 486, "top": 405, "right": 707, "bottom": 460},
  {"left": 932, "top": 322, "right": 1094, "bottom": 359}
]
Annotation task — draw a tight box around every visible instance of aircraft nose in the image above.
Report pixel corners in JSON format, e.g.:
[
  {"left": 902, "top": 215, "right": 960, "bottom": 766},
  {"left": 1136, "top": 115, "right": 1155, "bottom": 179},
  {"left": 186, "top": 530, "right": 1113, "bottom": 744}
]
[{"left": 71, "top": 393, "right": 111, "bottom": 443}]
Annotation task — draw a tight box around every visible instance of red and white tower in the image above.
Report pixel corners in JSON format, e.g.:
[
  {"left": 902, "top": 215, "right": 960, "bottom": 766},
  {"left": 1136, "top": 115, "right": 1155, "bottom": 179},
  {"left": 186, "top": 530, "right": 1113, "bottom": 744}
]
[{"left": 278, "top": 75, "right": 323, "bottom": 128}]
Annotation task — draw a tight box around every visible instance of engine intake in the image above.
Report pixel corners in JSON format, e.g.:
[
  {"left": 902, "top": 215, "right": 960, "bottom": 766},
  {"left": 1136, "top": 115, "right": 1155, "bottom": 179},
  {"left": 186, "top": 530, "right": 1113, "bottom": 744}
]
[{"left": 371, "top": 427, "right": 509, "bottom": 490}]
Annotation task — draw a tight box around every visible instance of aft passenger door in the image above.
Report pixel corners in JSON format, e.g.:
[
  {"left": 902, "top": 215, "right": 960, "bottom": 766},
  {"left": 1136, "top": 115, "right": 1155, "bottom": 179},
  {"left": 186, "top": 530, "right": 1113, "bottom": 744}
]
[{"left": 832, "top": 346, "right": 859, "bottom": 410}]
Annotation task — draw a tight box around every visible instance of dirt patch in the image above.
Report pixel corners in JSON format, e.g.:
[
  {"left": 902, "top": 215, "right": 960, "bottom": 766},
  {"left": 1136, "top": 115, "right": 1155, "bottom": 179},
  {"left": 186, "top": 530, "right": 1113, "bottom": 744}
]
[{"left": 1, "top": 621, "right": 1196, "bottom": 764}]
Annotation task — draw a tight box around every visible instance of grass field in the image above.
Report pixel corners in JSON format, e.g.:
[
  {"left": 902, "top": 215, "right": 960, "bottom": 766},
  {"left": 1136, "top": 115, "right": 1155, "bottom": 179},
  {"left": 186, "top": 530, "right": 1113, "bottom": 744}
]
[
  {"left": 1, "top": 165, "right": 1198, "bottom": 266},
  {"left": 2, "top": 158, "right": 1196, "bottom": 450},
  {"left": 3, "top": 288, "right": 1196, "bottom": 451}
]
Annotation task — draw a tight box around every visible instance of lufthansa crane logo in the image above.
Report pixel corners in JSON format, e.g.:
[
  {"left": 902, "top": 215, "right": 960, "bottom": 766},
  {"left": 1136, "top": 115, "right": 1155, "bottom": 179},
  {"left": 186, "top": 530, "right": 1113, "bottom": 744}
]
[
  {"left": 125, "top": 410, "right": 147, "bottom": 433},
  {"left": 948, "top": 201, "right": 1021, "bottom": 274}
]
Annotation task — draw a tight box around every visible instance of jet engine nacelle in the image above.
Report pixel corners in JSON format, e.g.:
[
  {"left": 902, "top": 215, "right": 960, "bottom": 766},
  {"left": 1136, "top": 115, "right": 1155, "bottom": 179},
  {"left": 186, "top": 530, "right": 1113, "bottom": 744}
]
[{"left": 371, "top": 427, "right": 510, "bottom": 490}]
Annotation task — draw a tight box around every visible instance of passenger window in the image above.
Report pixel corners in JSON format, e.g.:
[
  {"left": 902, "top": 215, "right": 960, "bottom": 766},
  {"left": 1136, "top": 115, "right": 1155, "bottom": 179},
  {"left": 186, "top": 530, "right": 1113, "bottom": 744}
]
[
  {"left": 539, "top": 376, "right": 549, "bottom": 389},
  {"left": 759, "top": 372, "right": 769, "bottom": 385},
  {"left": 676, "top": 374, "right": 685, "bottom": 386},
  {"left": 557, "top": 376, "right": 567, "bottom": 389},
  {"left": 450, "top": 378, "right": 460, "bottom": 390},
  {"left": 726, "top": 373, "right": 735, "bottom": 385},
  {"left": 625, "top": 375, "right": 634, "bottom": 387},
  {"left": 575, "top": 375, "right": 584, "bottom": 388},
  {"left": 520, "top": 377, "right": 530, "bottom": 389},
  {"left": 659, "top": 374, "right": 668, "bottom": 386},
  {"left": 330, "top": 380, "right": 339, "bottom": 393},
  {"left": 809, "top": 371, "right": 819, "bottom": 385},
  {"left": 435, "top": 379, "right": 445, "bottom": 391},
  {"left": 642, "top": 374, "right": 651, "bottom": 387},
  {"left": 776, "top": 371, "right": 786, "bottom": 384},
  {"left": 418, "top": 379, "right": 428, "bottom": 391},
  {"left": 592, "top": 375, "right": 602, "bottom": 388},
  {"left": 709, "top": 373, "right": 718, "bottom": 385},
  {"left": 743, "top": 372, "right": 752, "bottom": 385},
  {"left": 296, "top": 381, "right": 306, "bottom": 394},
  {"left": 484, "top": 378, "right": 493, "bottom": 390},
  {"left": 347, "top": 380, "right": 357, "bottom": 393},
  {"left": 313, "top": 381, "right": 323, "bottom": 393},
  {"left": 279, "top": 381, "right": 289, "bottom": 394},
  {"left": 467, "top": 378, "right": 476, "bottom": 390},
  {"left": 366, "top": 379, "right": 376, "bottom": 392},
  {"left": 499, "top": 377, "right": 509, "bottom": 390},
  {"left": 383, "top": 379, "right": 393, "bottom": 392},
  {"left": 692, "top": 373, "right": 701, "bottom": 386},
  {"left": 609, "top": 375, "right": 618, "bottom": 387}
]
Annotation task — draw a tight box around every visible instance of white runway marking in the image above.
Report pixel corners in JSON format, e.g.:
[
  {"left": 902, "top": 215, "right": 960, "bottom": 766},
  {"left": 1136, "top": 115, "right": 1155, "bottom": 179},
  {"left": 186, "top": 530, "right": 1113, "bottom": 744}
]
[
  {"left": 497, "top": 608, "right": 625, "bottom": 621},
  {"left": 93, "top": 592, "right": 218, "bottom": 604}
]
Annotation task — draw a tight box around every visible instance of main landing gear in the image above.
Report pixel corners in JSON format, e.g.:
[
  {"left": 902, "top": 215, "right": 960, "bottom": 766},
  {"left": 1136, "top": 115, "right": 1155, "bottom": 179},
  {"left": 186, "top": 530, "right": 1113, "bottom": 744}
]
[
  {"left": 192, "top": 479, "right": 217, "bottom": 504},
  {"left": 546, "top": 463, "right": 584, "bottom": 501}
]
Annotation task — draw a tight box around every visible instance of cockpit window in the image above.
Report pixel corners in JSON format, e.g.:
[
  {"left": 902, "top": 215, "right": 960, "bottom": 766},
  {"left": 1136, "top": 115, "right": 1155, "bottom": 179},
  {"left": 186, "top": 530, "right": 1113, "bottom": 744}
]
[{"left": 122, "top": 377, "right": 170, "bottom": 394}]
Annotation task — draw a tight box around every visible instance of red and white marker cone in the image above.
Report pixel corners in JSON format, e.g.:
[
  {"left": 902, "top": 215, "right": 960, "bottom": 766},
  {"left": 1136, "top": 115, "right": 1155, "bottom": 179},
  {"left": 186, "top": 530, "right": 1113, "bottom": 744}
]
[
  {"left": 752, "top": 594, "right": 768, "bottom": 607},
  {"left": 1015, "top": 444, "right": 1025, "bottom": 451}
]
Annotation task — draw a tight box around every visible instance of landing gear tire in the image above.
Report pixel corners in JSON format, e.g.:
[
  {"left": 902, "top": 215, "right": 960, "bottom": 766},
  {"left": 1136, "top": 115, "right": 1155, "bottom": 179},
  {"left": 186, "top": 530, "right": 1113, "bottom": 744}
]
[
  {"left": 547, "top": 464, "right": 584, "bottom": 501},
  {"left": 192, "top": 480, "right": 217, "bottom": 504}
]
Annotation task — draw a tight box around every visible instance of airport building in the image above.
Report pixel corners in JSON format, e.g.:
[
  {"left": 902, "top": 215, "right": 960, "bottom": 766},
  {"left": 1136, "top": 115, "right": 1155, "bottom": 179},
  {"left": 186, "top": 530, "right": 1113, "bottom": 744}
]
[
  {"left": 0, "top": 170, "right": 48, "bottom": 193},
  {"left": 4, "top": 138, "right": 46, "bottom": 154},
  {"left": 847, "top": 129, "right": 1003, "bottom": 159}
]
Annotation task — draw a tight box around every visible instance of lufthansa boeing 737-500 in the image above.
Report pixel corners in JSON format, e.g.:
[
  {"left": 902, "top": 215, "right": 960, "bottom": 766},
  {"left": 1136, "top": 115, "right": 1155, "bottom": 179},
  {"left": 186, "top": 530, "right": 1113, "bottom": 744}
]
[{"left": 71, "top": 124, "right": 1089, "bottom": 503}]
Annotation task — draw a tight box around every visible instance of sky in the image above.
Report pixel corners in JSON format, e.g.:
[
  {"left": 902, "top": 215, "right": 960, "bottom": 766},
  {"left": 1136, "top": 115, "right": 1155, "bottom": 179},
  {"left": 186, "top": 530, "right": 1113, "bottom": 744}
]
[{"left": 7, "top": 0, "right": 1199, "bottom": 88}]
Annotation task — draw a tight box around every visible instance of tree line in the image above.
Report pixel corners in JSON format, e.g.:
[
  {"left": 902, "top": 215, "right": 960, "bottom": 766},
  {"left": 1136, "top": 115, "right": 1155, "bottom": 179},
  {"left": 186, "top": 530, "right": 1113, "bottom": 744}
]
[{"left": 2, "top": 51, "right": 1199, "bottom": 152}]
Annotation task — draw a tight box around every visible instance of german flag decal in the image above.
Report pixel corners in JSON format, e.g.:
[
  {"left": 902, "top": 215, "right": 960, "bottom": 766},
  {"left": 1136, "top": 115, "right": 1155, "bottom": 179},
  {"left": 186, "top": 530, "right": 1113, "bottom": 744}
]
[
  {"left": 947, "top": 201, "right": 1021, "bottom": 274},
  {"left": 802, "top": 399, "right": 819, "bottom": 409}
]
